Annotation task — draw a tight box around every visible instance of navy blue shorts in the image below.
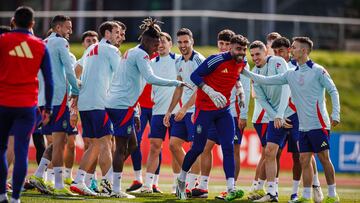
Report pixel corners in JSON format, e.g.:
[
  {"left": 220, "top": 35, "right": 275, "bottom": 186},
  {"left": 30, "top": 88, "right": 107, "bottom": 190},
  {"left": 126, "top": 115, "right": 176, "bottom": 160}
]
[
  {"left": 266, "top": 121, "right": 287, "bottom": 148},
  {"left": 106, "top": 108, "right": 134, "bottom": 137},
  {"left": 282, "top": 113, "right": 300, "bottom": 153},
  {"left": 149, "top": 114, "right": 174, "bottom": 140},
  {"left": 170, "top": 112, "right": 194, "bottom": 142},
  {"left": 80, "top": 110, "right": 113, "bottom": 138},
  {"left": 253, "top": 123, "right": 268, "bottom": 147},
  {"left": 41, "top": 105, "right": 70, "bottom": 135},
  {"left": 208, "top": 117, "right": 243, "bottom": 145},
  {"left": 299, "top": 129, "right": 330, "bottom": 153}
]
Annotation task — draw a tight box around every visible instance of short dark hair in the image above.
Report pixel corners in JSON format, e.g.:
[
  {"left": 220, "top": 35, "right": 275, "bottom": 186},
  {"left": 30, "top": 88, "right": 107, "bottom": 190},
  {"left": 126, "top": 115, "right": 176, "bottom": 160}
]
[
  {"left": 177, "top": 28, "right": 193, "bottom": 39},
  {"left": 230, "top": 34, "right": 249, "bottom": 46},
  {"left": 271, "top": 37, "right": 291, "bottom": 49},
  {"left": 81, "top": 30, "right": 98, "bottom": 42},
  {"left": 0, "top": 25, "right": 11, "bottom": 34},
  {"left": 98, "top": 21, "right": 119, "bottom": 38},
  {"left": 14, "top": 6, "right": 34, "bottom": 28},
  {"left": 139, "top": 17, "right": 162, "bottom": 40},
  {"left": 292, "top": 36, "right": 313, "bottom": 53},
  {"left": 266, "top": 32, "right": 282, "bottom": 41},
  {"left": 46, "top": 28, "right": 53, "bottom": 37},
  {"left": 113, "top": 20, "right": 126, "bottom": 31},
  {"left": 51, "top": 15, "right": 71, "bottom": 29},
  {"left": 217, "top": 29, "right": 235, "bottom": 42},
  {"left": 249, "top": 40, "right": 266, "bottom": 50},
  {"left": 160, "top": 32, "right": 172, "bottom": 42}
]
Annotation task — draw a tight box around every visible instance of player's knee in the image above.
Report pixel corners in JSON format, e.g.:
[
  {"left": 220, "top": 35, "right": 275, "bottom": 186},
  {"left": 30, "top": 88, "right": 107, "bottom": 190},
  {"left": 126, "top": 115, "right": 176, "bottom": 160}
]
[
  {"left": 169, "top": 141, "right": 179, "bottom": 153},
  {"left": 317, "top": 151, "right": 330, "bottom": 164},
  {"left": 66, "top": 140, "right": 76, "bottom": 151},
  {"left": 299, "top": 155, "right": 311, "bottom": 167}
]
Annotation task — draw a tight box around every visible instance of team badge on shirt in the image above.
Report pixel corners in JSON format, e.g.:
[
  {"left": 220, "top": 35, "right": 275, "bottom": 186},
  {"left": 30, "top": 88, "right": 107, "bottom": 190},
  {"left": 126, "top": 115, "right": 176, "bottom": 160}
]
[
  {"left": 196, "top": 124, "right": 202, "bottom": 134},
  {"left": 62, "top": 120, "right": 68, "bottom": 129},
  {"left": 127, "top": 125, "right": 132, "bottom": 134}
]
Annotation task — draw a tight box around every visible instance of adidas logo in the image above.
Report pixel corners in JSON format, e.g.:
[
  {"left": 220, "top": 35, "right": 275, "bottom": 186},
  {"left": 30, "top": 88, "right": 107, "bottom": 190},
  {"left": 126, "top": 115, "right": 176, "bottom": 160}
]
[
  {"left": 221, "top": 68, "right": 228, "bottom": 73},
  {"left": 321, "top": 141, "right": 327, "bottom": 147},
  {"left": 8, "top": 41, "right": 33, "bottom": 58}
]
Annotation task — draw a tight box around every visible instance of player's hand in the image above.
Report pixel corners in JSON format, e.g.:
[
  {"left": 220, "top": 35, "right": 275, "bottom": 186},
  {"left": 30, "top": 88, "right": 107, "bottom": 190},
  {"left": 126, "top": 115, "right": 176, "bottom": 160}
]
[
  {"left": 235, "top": 82, "right": 245, "bottom": 108},
  {"left": 178, "top": 81, "right": 193, "bottom": 90},
  {"left": 331, "top": 117, "right": 340, "bottom": 127},
  {"left": 238, "top": 118, "right": 247, "bottom": 132},
  {"left": 238, "top": 94, "right": 245, "bottom": 108},
  {"left": 134, "top": 116, "right": 141, "bottom": 132},
  {"left": 175, "top": 107, "right": 186, "bottom": 122},
  {"left": 202, "top": 84, "right": 227, "bottom": 109},
  {"left": 69, "top": 95, "right": 79, "bottom": 109},
  {"left": 163, "top": 112, "right": 171, "bottom": 127},
  {"left": 77, "top": 79, "right": 82, "bottom": 88},
  {"left": 69, "top": 110, "right": 78, "bottom": 128},
  {"left": 41, "top": 108, "right": 52, "bottom": 126},
  {"left": 274, "top": 118, "right": 284, "bottom": 129},
  {"left": 283, "top": 118, "right": 293, "bottom": 129}
]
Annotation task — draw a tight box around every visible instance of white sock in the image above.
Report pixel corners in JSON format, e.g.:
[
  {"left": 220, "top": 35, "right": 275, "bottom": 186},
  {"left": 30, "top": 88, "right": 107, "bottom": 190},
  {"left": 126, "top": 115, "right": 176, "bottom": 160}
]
[
  {"left": 179, "top": 170, "right": 187, "bottom": 182},
  {"left": 303, "top": 187, "right": 311, "bottom": 199},
  {"left": 144, "top": 172, "right": 155, "bottom": 188},
  {"left": 43, "top": 171, "right": 47, "bottom": 180},
  {"left": 267, "top": 181, "right": 276, "bottom": 196},
  {"left": 54, "top": 167, "right": 64, "bottom": 189},
  {"left": 173, "top": 173, "right": 179, "bottom": 186},
  {"left": 104, "top": 167, "right": 113, "bottom": 183},
  {"left": 34, "top": 158, "right": 50, "bottom": 178},
  {"left": 328, "top": 184, "right": 337, "bottom": 197},
  {"left": 134, "top": 170, "right": 142, "bottom": 182},
  {"left": 64, "top": 168, "right": 72, "bottom": 179},
  {"left": 226, "top": 178, "right": 235, "bottom": 192},
  {"left": 251, "top": 180, "right": 258, "bottom": 191},
  {"left": 0, "top": 194, "right": 7, "bottom": 202},
  {"left": 292, "top": 180, "right": 300, "bottom": 194},
  {"left": 186, "top": 173, "right": 198, "bottom": 190},
  {"left": 74, "top": 169, "right": 86, "bottom": 184},
  {"left": 85, "top": 173, "right": 93, "bottom": 188},
  {"left": 153, "top": 174, "right": 159, "bottom": 186},
  {"left": 275, "top": 177, "right": 279, "bottom": 194},
  {"left": 46, "top": 169, "right": 55, "bottom": 184},
  {"left": 257, "top": 179, "right": 265, "bottom": 190},
  {"left": 313, "top": 172, "right": 320, "bottom": 186},
  {"left": 198, "top": 175, "right": 209, "bottom": 190},
  {"left": 112, "top": 172, "right": 122, "bottom": 193},
  {"left": 10, "top": 197, "right": 20, "bottom": 203}
]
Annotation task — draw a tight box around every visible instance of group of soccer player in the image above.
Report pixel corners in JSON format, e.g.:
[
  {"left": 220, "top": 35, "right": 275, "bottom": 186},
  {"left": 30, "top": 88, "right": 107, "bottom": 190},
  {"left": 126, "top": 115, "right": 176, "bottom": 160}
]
[{"left": 0, "top": 6, "right": 341, "bottom": 203}]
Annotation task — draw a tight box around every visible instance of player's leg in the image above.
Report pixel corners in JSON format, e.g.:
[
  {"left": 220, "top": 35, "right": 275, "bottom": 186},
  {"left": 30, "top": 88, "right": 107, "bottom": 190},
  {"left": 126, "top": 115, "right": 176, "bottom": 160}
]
[
  {"left": 153, "top": 151, "right": 162, "bottom": 193},
  {"left": 234, "top": 117, "right": 244, "bottom": 182},
  {"left": 275, "top": 147, "right": 282, "bottom": 196},
  {"left": 0, "top": 107, "right": 14, "bottom": 202},
  {"left": 311, "top": 155, "right": 323, "bottom": 202},
  {"left": 64, "top": 132, "right": 76, "bottom": 185},
  {"left": 11, "top": 107, "right": 36, "bottom": 201},
  {"left": 32, "top": 132, "right": 46, "bottom": 165}
]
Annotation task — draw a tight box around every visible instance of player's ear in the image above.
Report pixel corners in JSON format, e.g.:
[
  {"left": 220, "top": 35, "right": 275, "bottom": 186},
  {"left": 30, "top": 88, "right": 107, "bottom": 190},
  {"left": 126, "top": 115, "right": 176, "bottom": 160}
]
[{"left": 30, "top": 20, "right": 35, "bottom": 29}]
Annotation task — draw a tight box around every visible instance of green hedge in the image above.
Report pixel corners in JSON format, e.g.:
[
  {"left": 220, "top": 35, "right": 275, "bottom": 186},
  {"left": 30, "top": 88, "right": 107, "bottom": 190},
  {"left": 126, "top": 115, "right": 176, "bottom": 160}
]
[{"left": 70, "top": 43, "right": 360, "bottom": 131}]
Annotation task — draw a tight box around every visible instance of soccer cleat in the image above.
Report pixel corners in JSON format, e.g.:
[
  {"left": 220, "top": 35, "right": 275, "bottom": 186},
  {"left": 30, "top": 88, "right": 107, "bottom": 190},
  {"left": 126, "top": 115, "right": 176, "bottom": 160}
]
[
  {"left": 248, "top": 189, "right": 266, "bottom": 200},
  {"left": 191, "top": 188, "right": 208, "bottom": 198},
  {"left": 253, "top": 193, "right": 279, "bottom": 202},
  {"left": 152, "top": 185, "right": 163, "bottom": 193},
  {"left": 45, "top": 181, "right": 55, "bottom": 192},
  {"left": 64, "top": 177, "right": 73, "bottom": 186},
  {"left": 70, "top": 182, "right": 97, "bottom": 196},
  {"left": 100, "top": 179, "right": 112, "bottom": 195},
  {"left": 325, "top": 195, "right": 340, "bottom": 203},
  {"left": 312, "top": 185, "right": 324, "bottom": 203},
  {"left": 29, "top": 175, "right": 50, "bottom": 194},
  {"left": 110, "top": 191, "right": 135, "bottom": 198},
  {"left": 140, "top": 185, "right": 153, "bottom": 193},
  {"left": 288, "top": 193, "right": 299, "bottom": 203},
  {"left": 90, "top": 179, "right": 100, "bottom": 193},
  {"left": 289, "top": 197, "right": 314, "bottom": 203},
  {"left": 53, "top": 187, "right": 77, "bottom": 196},
  {"left": 126, "top": 180, "right": 142, "bottom": 192},
  {"left": 225, "top": 189, "right": 244, "bottom": 202},
  {"left": 175, "top": 178, "right": 187, "bottom": 200},
  {"left": 171, "top": 184, "right": 176, "bottom": 194}
]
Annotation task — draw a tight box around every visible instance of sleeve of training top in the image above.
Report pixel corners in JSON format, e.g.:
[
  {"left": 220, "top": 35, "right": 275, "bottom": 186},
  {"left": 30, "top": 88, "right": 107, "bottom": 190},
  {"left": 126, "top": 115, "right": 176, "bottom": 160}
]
[
  {"left": 190, "top": 54, "right": 224, "bottom": 87},
  {"left": 253, "top": 82, "right": 277, "bottom": 119},
  {"left": 318, "top": 67, "right": 340, "bottom": 122},
  {"left": 240, "top": 63, "right": 251, "bottom": 119},
  {"left": 136, "top": 52, "right": 180, "bottom": 87},
  {"left": 274, "top": 59, "right": 291, "bottom": 119},
  {"left": 242, "top": 68, "right": 289, "bottom": 85},
  {"left": 40, "top": 48, "right": 54, "bottom": 110},
  {"left": 58, "top": 39, "right": 79, "bottom": 95},
  {"left": 107, "top": 47, "right": 121, "bottom": 85}
]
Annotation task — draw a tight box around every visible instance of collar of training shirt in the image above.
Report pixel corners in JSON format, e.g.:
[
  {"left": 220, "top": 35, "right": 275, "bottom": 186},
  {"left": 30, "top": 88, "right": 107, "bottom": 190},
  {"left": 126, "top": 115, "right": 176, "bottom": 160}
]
[{"left": 11, "top": 28, "right": 33, "bottom": 35}]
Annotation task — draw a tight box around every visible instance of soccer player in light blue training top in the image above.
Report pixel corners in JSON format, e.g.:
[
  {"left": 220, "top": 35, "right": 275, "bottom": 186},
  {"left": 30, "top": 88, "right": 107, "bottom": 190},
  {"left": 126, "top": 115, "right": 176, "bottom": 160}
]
[
  {"left": 242, "top": 37, "right": 340, "bottom": 203},
  {"left": 105, "top": 18, "right": 189, "bottom": 198}
]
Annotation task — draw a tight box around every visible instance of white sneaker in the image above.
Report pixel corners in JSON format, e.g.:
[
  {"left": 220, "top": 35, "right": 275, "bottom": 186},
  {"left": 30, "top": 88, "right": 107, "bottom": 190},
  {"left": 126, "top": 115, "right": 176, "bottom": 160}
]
[
  {"left": 110, "top": 191, "right": 135, "bottom": 199},
  {"left": 140, "top": 186, "right": 153, "bottom": 194},
  {"left": 175, "top": 178, "right": 186, "bottom": 200},
  {"left": 313, "top": 185, "right": 324, "bottom": 203},
  {"left": 70, "top": 182, "right": 97, "bottom": 196},
  {"left": 253, "top": 193, "right": 279, "bottom": 202},
  {"left": 171, "top": 184, "right": 176, "bottom": 194}
]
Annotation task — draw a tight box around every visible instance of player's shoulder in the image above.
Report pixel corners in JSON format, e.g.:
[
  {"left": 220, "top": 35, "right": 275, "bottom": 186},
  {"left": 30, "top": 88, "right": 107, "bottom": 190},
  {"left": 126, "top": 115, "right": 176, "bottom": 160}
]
[
  {"left": 310, "top": 60, "right": 328, "bottom": 75},
  {"left": 192, "top": 50, "right": 205, "bottom": 66}
]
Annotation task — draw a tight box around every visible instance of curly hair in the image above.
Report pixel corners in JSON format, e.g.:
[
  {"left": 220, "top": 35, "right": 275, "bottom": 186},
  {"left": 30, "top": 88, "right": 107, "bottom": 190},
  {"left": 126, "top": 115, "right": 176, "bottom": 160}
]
[{"left": 138, "top": 17, "right": 162, "bottom": 40}]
